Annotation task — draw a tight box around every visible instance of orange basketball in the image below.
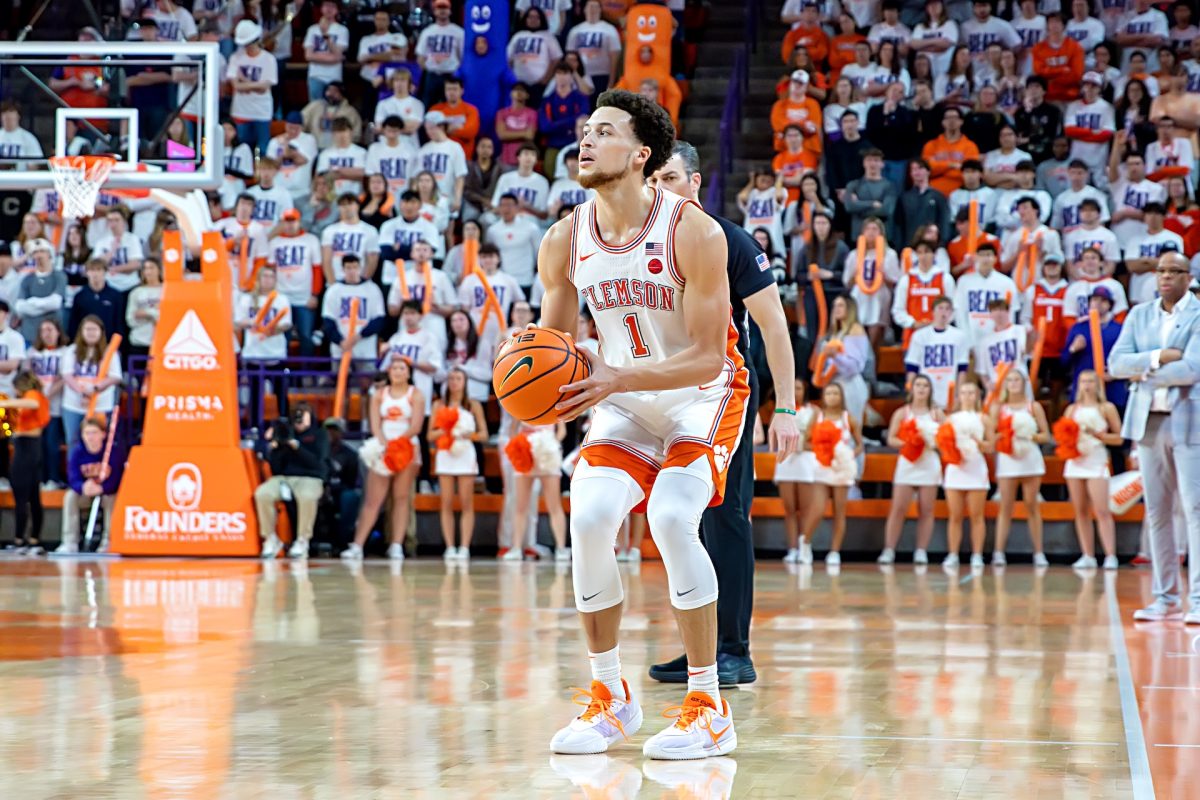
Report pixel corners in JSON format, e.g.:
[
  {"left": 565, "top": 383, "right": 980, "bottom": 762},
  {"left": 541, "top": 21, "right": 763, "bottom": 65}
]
[{"left": 492, "top": 327, "right": 591, "bottom": 425}]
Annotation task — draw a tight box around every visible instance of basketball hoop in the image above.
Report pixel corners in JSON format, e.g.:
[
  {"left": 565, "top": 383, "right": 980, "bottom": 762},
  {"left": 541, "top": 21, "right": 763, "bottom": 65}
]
[{"left": 48, "top": 155, "right": 117, "bottom": 220}]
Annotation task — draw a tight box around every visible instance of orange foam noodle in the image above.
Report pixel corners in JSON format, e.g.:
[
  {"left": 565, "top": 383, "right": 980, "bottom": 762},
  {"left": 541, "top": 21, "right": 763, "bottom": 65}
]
[
  {"left": 332, "top": 302, "right": 359, "bottom": 419},
  {"left": 1088, "top": 308, "right": 1105, "bottom": 382},
  {"left": 854, "top": 235, "right": 885, "bottom": 295},
  {"left": 967, "top": 200, "right": 979, "bottom": 255},
  {"left": 86, "top": 333, "right": 122, "bottom": 419},
  {"left": 1030, "top": 317, "right": 1047, "bottom": 393},
  {"left": 807, "top": 263, "right": 827, "bottom": 371},
  {"left": 252, "top": 290, "right": 278, "bottom": 331}
]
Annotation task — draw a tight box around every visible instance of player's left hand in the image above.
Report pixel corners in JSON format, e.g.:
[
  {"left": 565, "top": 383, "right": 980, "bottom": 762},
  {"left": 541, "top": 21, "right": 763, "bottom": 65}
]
[
  {"left": 557, "top": 346, "right": 620, "bottom": 422},
  {"left": 769, "top": 412, "right": 800, "bottom": 458}
]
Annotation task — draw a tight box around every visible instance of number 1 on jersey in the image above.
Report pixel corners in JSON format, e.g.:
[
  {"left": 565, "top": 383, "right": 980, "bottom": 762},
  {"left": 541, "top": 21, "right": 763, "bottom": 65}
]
[{"left": 622, "top": 313, "right": 651, "bottom": 358}]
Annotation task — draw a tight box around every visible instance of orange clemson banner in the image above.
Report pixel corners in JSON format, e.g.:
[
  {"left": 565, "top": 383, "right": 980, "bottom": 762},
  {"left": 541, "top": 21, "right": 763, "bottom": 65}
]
[
  {"left": 810, "top": 419, "right": 842, "bottom": 467},
  {"left": 996, "top": 414, "right": 1015, "bottom": 456},
  {"left": 383, "top": 436, "right": 414, "bottom": 473},
  {"left": 433, "top": 406, "right": 459, "bottom": 451},
  {"left": 854, "top": 235, "right": 886, "bottom": 294},
  {"left": 505, "top": 432, "right": 534, "bottom": 473},
  {"left": 897, "top": 416, "right": 925, "bottom": 463},
  {"left": 936, "top": 422, "right": 963, "bottom": 466},
  {"left": 1053, "top": 416, "right": 1082, "bottom": 460}
]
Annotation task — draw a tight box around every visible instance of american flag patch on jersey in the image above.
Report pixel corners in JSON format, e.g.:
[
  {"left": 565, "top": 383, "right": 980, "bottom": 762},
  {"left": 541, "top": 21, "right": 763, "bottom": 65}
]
[
  {"left": 756, "top": 252, "right": 770, "bottom": 271},
  {"left": 645, "top": 242, "right": 664, "bottom": 256}
]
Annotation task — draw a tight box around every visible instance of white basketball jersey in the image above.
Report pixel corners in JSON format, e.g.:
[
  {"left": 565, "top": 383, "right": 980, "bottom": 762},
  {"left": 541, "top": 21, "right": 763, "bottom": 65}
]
[{"left": 570, "top": 188, "right": 737, "bottom": 371}]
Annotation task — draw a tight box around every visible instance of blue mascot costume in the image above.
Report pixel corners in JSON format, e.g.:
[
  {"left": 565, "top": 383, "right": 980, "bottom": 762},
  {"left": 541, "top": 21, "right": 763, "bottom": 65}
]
[{"left": 460, "top": 0, "right": 510, "bottom": 139}]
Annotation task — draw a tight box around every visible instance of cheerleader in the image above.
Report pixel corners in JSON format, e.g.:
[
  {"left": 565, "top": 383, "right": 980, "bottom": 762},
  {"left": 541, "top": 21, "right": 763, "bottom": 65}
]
[
  {"left": 940, "top": 376, "right": 994, "bottom": 569},
  {"left": 801, "top": 381, "right": 863, "bottom": 567},
  {"left": 342, "top": 357, "right": 425, "bottom": 561},
  {"left": 429, "top": 367, "right": 487, "bottom": 560},
  {"left": 508, "top": 421, "right": 570, "bottom": 561},
  {"left": 816, "top": 295, "right": 872, "bottom": 429},
  {"left": 1062, "top": 370, "right": 1123, "bottom": 570},
  {"left": 990, "top": 369, "right": 1050, "bottom": 567},
  {"left": 879, "top": 374, "right": 944, "bottom": 565},
  {"left": 777, "top": 377, "right": 816, "bottom": 564}
]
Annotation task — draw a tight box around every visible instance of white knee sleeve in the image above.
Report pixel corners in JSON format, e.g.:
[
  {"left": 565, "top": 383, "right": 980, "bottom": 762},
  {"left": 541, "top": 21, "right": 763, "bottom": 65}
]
[
  {"left": 569, "top": 469, "right": 639, "bottom": 612},
  {"left": 646, "top": 458, "right": 719, "bottom": 611}
]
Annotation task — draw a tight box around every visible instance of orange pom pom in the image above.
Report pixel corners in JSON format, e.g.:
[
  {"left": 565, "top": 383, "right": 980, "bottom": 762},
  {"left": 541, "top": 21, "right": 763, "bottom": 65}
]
[
  {"left": 996, "top": 414, "right": 1015, "bottom": 456},
  {"left": 936, "top": 422, "right": 963, "bottom": 467},
  {"left": 810, "top": 420, "right": 842, "bottom": 467},
  {"left": 897, "top": 417, "right": 925, "bottom": 463},
  {"left": 383, "top": 436, "right": 414, "bottom": 473},
  {"left": 505, "top": 432, "right": 534, "bottom": 474},
  {"left": 433, "top": 406, "right": 460, "bottom": 450},
  {"left": 1053, "top": 416, "right": 1082, "bottom": 461}
]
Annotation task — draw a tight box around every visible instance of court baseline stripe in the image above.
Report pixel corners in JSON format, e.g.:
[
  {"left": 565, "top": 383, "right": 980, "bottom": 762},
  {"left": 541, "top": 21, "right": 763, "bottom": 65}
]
[
  {"left": 1106, "top": 585, "right": 1157, "bottom": 800},
  {"left": 782, "top": 733, "right": 1119, "bottom": 747}
]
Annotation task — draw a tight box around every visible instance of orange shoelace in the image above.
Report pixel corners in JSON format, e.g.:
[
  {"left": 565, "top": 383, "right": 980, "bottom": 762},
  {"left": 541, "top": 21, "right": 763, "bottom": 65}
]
[
  {"left": 569, "top": 682, "right": 631, "bottom": 741},
  {"left": 662, "top": 692, "right": 717, "bottom": 731}
]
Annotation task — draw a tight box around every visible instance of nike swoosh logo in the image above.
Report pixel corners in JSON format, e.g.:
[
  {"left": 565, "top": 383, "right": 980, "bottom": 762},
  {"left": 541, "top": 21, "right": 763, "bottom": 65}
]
[
  {"left": 579, "top": 252, "right": 596, "bottom": 261},
  {"left": 676, "top": 587, "right": 696, "bottom": 597},
  {"left": 687, "top": 670, "right": 706, "bottom": 677},
  {"left": 709, "top": 723, "right": 730, "bottom": 744},
  {"left": 502, "top": 355, "right": 535, "bottom": 387},
  {"left": 582, "top": 591, "right": 602, "bottom": 602}
]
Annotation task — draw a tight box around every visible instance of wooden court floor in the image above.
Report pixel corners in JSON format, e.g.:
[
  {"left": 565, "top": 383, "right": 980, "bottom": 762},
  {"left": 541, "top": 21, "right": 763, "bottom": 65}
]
[{"left": 0, "top": 557, "right": 1196, "bottom": 799}]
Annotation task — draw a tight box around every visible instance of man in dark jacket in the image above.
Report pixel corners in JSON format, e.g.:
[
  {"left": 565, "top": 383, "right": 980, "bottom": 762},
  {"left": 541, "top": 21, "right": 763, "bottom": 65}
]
[
  {"left": 69, "top": 259, "right": 126, "bottom": 340},
  {"left": 255, "top": 402, "right": 329, "bottom": 559},
  {"left": 323, "top": 417, "right": 362, "bottom": 548},
  {"left": 896, "top": 158, "right": 952, "bottom": 245}
]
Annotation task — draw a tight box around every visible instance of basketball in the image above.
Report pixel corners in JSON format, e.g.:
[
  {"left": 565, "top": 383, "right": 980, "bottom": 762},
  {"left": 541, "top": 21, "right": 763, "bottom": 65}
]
[{"left": 492, "top": 327, "right": 590, "bottom": 425}]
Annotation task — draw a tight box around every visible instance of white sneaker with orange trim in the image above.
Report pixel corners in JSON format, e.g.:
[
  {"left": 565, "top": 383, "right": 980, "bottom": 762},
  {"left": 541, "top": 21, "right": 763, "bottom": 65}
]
[
  {"left": 642, "top": 692, "right": 737, "bottom": 760},
  {"left": 550, "top": 679, "right": 643, "bottom": 755}
]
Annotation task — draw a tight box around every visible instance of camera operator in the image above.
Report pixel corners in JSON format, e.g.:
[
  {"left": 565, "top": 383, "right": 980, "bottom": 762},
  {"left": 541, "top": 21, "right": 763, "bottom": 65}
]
[
  {"left": 255, "top": 402, "right": 329, "bottom": 559},
  {"left": 323, "top": 417, "right": 362, "bottom": 550}
]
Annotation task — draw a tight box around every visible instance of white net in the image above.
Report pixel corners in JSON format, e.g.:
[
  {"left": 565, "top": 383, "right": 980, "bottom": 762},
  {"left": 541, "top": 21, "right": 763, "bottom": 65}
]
[{"left": 48, "top": 156, "right": 116, "bottom": 219}]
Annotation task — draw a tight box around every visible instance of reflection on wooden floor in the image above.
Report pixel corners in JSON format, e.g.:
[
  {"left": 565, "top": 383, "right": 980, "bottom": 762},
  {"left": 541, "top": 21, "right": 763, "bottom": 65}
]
[{"left": 0, "top": 557, "right": 1195, "bottom": 799}]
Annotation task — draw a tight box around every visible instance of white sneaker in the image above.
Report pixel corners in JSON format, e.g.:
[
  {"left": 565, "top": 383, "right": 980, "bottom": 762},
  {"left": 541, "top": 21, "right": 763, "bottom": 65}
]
[
  {"left": 261, "top": 535, "right": 283, "bottom": 560},
  {"left": 555, "top": 547, "right": 572, "bottom": 563},
  {"left": 0, "top": 478, "right": 11, "bottom": 491},
  {"left": 1033, "top": 552, "right": 1049, "bottom": 568},
  {"left": 626, "top": 548, "right": 640, "bottom": 564},
  {"left": 970, "top": 554, "right": 985, "bottom": 569},
  {"left": 1133, "top": 601, "right": 1184, "bottom": 621},
  {"left": 550, "top": 679, "right": 643, "bottom": 755},
  {"left": 783, "top": 548, "right": 800, "bottom": 564},
  {"left": 443, "top": 546, "right": 456, "bottom": 561},
  {"left": 340, "top": 543, "right": 364, "bottom": 561},
  {"left": 913, "top": 549, "right": 928, "bottom": 565},
  {"left": 877, "top": 548, "right": 895, "bottom": 565},
  {"left": 388, "top": 543, "right": 406, "bottom": 561},
  {"left": 1103, "top": 555, "right": 1119, "bottom": 570},
  {"left": 615, "top": 548, "right": 630, "bottom": 562},
  {"left": 825, "top": 551, "right": 841, "bottom": 567},
  {"left": 1185, "top": 610, "right": 1200, "bottom": 625},
  {"left": 991, "top": 552, "right": 1006, "bottom": 567},
  {"left": 53, "top": 542, "right": 78, "bottom": 555},
  {"left": 1072, "top": 555, "right": 1098, "bottom": 569},
  {"left": 24, "top": 544, "right": 44, "bottom": 556},
  {"left": 643, "top": 756, "right": 737, "bottom": 796},
  {"left": 499, "top": 547, "right": 523, "bottom": 562},
  {"left": 40, "top": 481, "right": 56, "bottom": 491},
  {"left": 642, "top": 692, "right": 737, "bottom": 760},
  {"left": 288, "top": 539, "right": 309, "bottom": 559},
  {"left": 456, "top": 546, "right": 469, "bottom": 560},
  {"left": 942, "top": 553, "right": 959, "bottom": 568},
  {"left": 799, "top": 540, "right": 813, "bottom": 565}
]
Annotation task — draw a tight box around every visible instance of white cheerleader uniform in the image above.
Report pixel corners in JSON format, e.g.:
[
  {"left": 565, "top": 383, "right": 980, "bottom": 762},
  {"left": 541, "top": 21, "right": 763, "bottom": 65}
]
[
  {"left": 521, "top": 424, "right": 563, "bottom": 478},
  {"left": 812, "top": 410, "right": 857, "bottom": 488},
  {"left": 380, "top": 386, "right": 422, "bottom": 464},
  {"left": 1062, "top": 405, "right": 1111, "bottom": 480},
  {"left": 994, "top": 403, "right": 1045, "bottom": 479},
  {"left": 943, "top": 411, "right": 990, "bottom": 491},
  {"left": 434, "top": 404, "right": 479, "bottom": 477},
  {"left": 774, "top": 406, "right": 816, "bottom": 484},
  {"left": 893, "top": 408, "right": 941, "bottom": 487}
]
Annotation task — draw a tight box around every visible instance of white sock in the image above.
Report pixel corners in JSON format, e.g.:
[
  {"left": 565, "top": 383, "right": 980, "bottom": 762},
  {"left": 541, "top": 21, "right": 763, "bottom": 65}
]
[
  {"left": 687, "top": 663, "right": 720, "bottom": 708},
  {"left": 589, "top": 645, "right": 624, "bottom": 700}
]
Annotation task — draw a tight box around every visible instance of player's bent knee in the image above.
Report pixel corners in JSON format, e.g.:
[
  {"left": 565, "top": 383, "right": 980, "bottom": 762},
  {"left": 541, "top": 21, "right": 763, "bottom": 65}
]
[{"left": 646, "top": 465, "right": 719, "bottom": 611}]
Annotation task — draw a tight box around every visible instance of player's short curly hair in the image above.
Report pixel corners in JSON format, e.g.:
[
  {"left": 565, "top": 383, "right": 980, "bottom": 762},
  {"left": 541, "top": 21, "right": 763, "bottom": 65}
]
[{"left": 595, "top": 89, "right": 676, "bottom": 178}]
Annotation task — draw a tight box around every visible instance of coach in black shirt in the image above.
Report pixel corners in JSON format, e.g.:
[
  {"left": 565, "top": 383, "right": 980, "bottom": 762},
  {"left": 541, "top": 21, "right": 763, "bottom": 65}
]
[{"left": 646, "top": 141, "right": 799, "bottom": 685}]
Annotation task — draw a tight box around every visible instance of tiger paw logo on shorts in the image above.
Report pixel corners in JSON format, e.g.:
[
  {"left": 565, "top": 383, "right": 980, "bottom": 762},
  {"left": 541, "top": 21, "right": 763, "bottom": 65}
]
[{"left": 712, "top": 444, "right": 730, "bottom": 473}]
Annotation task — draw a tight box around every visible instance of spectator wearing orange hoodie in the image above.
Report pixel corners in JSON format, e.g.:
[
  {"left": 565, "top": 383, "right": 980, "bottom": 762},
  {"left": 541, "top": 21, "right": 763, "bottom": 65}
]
[
  {"left": 828, "top": 11, "right": 866, "bottom": 83},
  {"left": 770, "top": 70, "right": 823, "bottom": 157},
  {"left": 431, "top": 75, "right": 481, "bottom": 159},
  {"left": 922, "top": 106, "right": 980, "bottom": 197},
  {"left": 1032, "top": 13, "right": 1084, "bottom": 103},
  {"left": 781, "top": 2, "right": 830, "bottom": 69}
]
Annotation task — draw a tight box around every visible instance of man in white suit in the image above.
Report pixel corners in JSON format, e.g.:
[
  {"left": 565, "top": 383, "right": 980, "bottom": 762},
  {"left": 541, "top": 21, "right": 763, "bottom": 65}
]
[{"left": 1109, "top": 252, "right": 1200, "bottom": 624}]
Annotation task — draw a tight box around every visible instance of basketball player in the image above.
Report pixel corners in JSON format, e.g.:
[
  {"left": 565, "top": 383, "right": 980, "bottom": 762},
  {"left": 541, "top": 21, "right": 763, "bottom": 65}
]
[
  {"left": 646, "top": 141, "right": 800, "bottom": 687},
  {"left": 539, "top": 90, "right": 746, "bottom": 759}
]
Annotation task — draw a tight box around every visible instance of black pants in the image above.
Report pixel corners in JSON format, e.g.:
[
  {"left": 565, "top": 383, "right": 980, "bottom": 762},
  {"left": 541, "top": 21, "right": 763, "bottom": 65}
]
[
  {"left": 699, "top": 366, "right": 759, "bottom": 659},
  {"left": 246, "top": 361, "right": 289, "bottom": 430},
  {"left": 11, "top": 436, "right": 43, "bottom": 544}
]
